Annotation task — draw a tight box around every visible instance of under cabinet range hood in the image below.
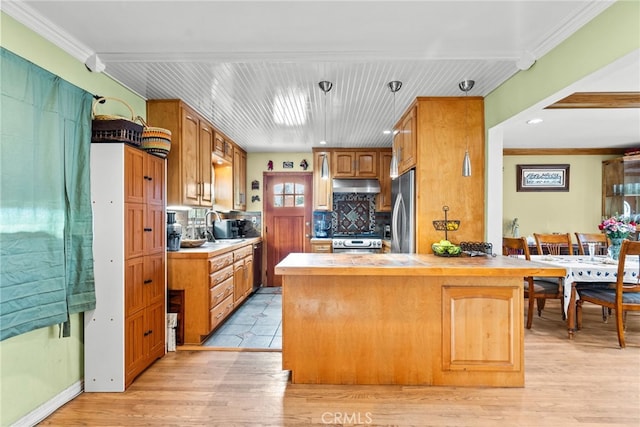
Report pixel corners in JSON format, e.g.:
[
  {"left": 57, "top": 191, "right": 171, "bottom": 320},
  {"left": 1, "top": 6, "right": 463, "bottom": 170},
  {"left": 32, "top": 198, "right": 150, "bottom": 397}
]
[{"left": 332, "top": 178, "right": 381, "bottom": 194}]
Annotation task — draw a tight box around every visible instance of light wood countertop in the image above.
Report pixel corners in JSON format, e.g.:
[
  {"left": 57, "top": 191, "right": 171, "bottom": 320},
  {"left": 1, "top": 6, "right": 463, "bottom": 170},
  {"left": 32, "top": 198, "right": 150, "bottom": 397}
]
[
  {"left": 167, "top": 237, "right": 261, "bottom": 259},
  {"left": 275, "top": 252, "right": 565, "bottom": 277}
]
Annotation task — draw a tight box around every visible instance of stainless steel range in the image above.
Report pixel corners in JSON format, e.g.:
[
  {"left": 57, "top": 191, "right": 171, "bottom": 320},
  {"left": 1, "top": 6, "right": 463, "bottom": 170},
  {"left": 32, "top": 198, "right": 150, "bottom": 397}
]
[{"left": 332, "top": 233, "right": 382, "bottom": 253}]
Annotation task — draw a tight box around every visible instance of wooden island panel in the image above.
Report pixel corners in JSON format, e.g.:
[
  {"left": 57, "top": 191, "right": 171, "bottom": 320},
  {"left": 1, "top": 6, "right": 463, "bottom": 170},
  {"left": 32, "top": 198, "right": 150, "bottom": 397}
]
[{"left": 276, "top": 253, "right": 563, "bottom": 387}]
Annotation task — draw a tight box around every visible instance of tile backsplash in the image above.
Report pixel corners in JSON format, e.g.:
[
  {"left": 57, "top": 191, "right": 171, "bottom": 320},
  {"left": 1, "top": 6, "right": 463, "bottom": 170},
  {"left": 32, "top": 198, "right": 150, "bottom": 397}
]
[
  {"left": 168, "top": 208, "right": 262, "bottom": 240},
  {"left": 332, "top": 193, "right": 377, "bottom": 233}
]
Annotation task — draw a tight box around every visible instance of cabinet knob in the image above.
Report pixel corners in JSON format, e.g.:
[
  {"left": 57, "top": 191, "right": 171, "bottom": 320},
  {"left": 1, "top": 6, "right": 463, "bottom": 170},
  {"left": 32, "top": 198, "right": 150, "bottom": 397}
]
[{"left": 144, "top": 279, "right": 152, "bottom": 284}]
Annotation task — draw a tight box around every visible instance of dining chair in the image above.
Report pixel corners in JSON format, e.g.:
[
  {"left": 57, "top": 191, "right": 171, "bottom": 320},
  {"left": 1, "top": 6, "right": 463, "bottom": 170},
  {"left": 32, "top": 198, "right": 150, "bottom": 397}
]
[
  {"left": 575, "top": 231, "right": 612, "bottom": 321},
  {"left": 503, "top": 237, "right": 563, "bottom": 329},
  {"left": 576, "top": 239, "right": 640, "bottom": 348},
  {"left": 534, "top": 232, "right": 574, "bottom": 256},
  {"left": 532, "top": 233, "right": 572, "bottom": 319},
  {"left": 575, "top": 232, "right": 608, "bottom": 256}
]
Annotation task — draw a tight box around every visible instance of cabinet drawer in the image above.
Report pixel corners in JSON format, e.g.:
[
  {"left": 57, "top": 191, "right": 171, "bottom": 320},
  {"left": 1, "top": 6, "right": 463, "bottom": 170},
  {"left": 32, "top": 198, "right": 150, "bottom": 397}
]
[
  {"left": 233, "top": 245, "right": 252, "bottom": 260},
  {"left": 210, "top": 294, "right": 234, "bottom": 331},
  {"left": 209, "top": 252, "right": 234, "bottom": 273},
  {"left": 312, "top": 243, "right": 332, "bottom": 253},
  {"left": 210, "top": 276, "right": 234, "bottom": 308},
  {"left": 209, "top": 264, "right": 233, "bottom": 288}
]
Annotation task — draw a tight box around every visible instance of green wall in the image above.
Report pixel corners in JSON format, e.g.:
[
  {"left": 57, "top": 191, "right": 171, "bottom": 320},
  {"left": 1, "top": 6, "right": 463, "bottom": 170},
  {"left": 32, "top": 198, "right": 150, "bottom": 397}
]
[
  {"left": 0, "top": 13, "right": 145, "bottom": 426},
  {"left": 485, "top": 0, "right": 640, "bottom": 128},
  {"left": 503, "top": 154, "right": 618, "bottom": 238},
  {"left": 246, "top": 153, "right": 313, "bottom": 212},
  {"left": 486, "top": 0, "right": 639, "bottom": 240}
]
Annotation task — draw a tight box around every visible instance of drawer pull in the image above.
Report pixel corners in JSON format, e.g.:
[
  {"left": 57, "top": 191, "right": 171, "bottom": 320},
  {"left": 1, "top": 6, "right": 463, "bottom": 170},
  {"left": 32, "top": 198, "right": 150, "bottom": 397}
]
[
  {"left": 144, "top": 227, "right": 152, "bottom": 232},
  {"left": 215, "top": 312, "right": 224, "bottom": 319},
  {"left": 144, "top": 279, "right": 153, "bottom": 284}
]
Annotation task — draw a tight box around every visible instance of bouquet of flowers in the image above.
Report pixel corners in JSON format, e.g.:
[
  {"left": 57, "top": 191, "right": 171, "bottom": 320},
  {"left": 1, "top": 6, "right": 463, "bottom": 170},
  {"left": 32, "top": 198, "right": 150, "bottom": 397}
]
[{"left": 598, "top": 215, "right": 637, "bottom": 239}]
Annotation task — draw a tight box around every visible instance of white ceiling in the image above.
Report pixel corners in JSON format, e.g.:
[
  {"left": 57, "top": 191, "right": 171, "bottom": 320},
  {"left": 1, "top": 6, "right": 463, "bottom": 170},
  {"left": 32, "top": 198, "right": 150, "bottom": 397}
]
[{"left": 3, "top": 0, "right": 639, "bottom": 152}]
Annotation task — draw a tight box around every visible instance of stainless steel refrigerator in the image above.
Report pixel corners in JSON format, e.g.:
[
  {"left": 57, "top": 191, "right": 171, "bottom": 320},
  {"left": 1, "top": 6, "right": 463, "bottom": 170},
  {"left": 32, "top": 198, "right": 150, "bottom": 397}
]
[{"left": 391, "top": 169, "right": 415, "bottom": 253}]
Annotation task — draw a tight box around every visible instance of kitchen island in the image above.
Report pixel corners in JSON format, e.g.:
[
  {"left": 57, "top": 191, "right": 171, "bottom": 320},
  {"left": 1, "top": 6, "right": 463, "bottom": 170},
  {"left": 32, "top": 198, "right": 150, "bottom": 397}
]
[{"left": 274, "top": 253, "right": 565, "bottom": 387}]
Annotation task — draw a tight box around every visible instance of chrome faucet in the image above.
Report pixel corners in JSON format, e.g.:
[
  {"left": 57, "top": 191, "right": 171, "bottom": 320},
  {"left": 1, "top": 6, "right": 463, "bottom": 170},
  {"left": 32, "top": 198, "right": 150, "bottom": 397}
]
[{"left": 204, "top": 209, "right": 222, "bottom": 241}]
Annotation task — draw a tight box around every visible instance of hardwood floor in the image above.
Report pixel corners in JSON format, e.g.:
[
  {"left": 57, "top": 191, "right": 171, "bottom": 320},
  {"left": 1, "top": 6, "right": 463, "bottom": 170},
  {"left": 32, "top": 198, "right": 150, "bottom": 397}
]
[{"left": 40, "top": 300, "right": 640, "bottom": 426}]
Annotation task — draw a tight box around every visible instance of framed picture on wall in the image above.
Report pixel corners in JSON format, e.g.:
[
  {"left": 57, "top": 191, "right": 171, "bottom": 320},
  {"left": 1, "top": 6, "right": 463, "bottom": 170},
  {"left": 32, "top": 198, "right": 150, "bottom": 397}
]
[{"left": 516, "top": 164, "right": 570, "bottom": 192}]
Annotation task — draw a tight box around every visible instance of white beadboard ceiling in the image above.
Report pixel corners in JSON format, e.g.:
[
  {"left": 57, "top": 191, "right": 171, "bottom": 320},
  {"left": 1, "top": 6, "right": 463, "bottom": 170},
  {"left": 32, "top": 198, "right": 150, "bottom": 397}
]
[{"left": 4, "top": 0, "right": 639, "bottom": 152}]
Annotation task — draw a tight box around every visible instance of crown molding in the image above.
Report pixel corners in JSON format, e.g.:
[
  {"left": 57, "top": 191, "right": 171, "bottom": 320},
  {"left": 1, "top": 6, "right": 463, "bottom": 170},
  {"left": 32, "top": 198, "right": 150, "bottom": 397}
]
[
  {"left": 530, "top": 0, "right": 616, "bottom": 59},
  {"left": 1, "top": 1, "right": 94, "bottom": 63}
]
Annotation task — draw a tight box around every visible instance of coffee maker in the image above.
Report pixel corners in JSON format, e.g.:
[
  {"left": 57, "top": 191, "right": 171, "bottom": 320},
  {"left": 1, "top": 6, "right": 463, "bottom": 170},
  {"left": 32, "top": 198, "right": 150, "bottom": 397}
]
[{"left": 166, "top": 211, "right": 182, "bottom": 251}]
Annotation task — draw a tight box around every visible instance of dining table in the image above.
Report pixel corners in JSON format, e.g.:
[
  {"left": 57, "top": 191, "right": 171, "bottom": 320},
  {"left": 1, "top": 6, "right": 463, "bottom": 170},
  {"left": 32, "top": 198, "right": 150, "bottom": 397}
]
[{"left": 529, "top": 254, "right": 640, "bottom": 338}]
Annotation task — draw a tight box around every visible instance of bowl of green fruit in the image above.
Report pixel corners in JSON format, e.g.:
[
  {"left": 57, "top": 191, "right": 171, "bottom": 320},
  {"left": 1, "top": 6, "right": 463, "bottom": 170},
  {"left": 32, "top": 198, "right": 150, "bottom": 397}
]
[{"left": 431, "top": 240, "right": 462, "bottom": 257}]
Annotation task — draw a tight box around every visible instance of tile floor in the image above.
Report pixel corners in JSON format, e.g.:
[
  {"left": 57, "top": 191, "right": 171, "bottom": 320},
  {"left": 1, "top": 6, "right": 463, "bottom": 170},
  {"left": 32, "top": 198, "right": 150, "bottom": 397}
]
[{"left": 202, "top": 286, "right": 282, "bottom": 349}]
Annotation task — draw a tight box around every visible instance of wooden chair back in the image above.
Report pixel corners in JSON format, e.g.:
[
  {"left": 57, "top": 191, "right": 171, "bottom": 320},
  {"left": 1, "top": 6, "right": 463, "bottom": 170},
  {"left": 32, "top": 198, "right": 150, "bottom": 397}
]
[
  {"left": 534, "top": 233, "right": 574, "bottom": 256},
  {"left": 575, "top": 232, "right": 608, "bottom": 256},
  {"left": 578, "top": 239, "right": 640, "bottom": 347},
  {"left": 615, "top": 240, "right": 640, "bottom": 294},
  {"left": 502, "top": 237, "right": 531, "bottom": 260}
]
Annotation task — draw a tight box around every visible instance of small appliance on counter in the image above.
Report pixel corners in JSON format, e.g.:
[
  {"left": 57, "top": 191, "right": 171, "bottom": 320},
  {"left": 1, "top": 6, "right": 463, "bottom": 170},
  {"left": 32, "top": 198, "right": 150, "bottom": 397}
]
[
  {"left": 314, "top": 214, "right": 331, "bottom": 238},
  {"left": 213, "top": 219, "right": 239, "bottom": 239},
  {"left": 383, "top": 224, "right": 391, "bottom": 240},
  {"left": 167, "top": 211, "right": 182, "bottom": 251}
]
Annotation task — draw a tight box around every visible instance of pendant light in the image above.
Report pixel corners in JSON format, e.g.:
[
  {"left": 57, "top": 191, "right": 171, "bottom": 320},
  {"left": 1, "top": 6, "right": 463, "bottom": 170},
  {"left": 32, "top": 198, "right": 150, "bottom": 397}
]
[
  {"left": 459, "top": 79, "right": 475, "bottom": 177},
  {"left": 318, "top": 81, "right": 333, "bottom": 179},
  {"left": 388, "top": 80, "right": 402, "bottom": 180},
  {"left": 320, "top": 154, "right": 329, "bottom": 180}
]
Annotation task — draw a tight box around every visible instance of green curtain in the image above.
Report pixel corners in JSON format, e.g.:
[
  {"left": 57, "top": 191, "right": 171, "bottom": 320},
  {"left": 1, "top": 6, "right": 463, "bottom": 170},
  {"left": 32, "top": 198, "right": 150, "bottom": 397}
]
[{"left": 0, "top": 48, "right": 96, "bottom": 341}]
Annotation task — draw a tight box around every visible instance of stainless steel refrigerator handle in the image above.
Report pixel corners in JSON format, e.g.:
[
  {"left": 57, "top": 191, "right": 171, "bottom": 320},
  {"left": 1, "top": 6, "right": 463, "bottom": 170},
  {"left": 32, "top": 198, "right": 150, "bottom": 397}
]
[{"left": 391, "top": 194, "right": 405, "bottom": 248}]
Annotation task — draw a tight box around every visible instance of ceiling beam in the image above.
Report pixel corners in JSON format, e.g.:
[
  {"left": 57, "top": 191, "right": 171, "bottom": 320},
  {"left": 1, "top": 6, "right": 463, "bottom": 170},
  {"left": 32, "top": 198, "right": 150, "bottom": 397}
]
[{"left": 546, "top": 92, "right": 640, "bottom": 109}]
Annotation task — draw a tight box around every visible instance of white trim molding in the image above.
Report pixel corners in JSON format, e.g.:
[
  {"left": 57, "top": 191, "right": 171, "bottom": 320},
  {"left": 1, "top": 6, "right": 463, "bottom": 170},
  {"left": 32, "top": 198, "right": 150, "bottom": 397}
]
[
  {"left": 1, "top": 1, "right": 94, "bottom": 64},
  {"left": 11, "top": 380, "right": 83, "bottom": 427}
]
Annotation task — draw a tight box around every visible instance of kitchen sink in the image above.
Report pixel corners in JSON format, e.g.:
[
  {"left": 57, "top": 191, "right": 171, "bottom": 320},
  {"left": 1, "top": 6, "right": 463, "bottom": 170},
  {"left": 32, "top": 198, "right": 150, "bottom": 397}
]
[{"left": 204, "top": 238, "right": 246, "bottom": 246}]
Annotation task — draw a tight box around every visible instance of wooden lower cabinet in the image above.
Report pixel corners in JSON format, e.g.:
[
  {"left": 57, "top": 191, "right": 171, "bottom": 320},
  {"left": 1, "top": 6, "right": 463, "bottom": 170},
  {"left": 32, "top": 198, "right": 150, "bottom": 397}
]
[
  {"left": 234, "top": 245, "right": 253, "bottom": 304},
  {"left": 311, "top": 240, "right": 332, "bottom": 253},
  {"left": 168, "top": 243, "right": 254, "bottom": 344}
]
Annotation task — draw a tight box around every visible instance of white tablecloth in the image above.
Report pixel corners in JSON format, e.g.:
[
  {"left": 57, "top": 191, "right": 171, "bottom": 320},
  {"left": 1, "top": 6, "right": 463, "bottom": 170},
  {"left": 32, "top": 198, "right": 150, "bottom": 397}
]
[{"left": 529, "top": 255, "right": 640, "bottom": 314}]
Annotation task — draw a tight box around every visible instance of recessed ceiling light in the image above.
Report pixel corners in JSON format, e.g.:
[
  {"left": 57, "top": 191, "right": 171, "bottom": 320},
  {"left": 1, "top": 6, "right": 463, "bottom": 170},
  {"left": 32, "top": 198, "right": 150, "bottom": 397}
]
[
  {"left": 527, "top": 118, "right": 543, "bottom": 125},
  {"left": 383, "top": 130, "right": 391, "bottom": 135},
  {"left": 319, "top": 140, "right": 327, "bottom": 145}
]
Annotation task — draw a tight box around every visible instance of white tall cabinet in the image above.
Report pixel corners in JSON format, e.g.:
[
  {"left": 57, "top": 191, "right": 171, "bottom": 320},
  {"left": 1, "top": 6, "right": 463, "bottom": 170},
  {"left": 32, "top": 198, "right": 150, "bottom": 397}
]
[{"left": 85, "top": 143, "right": 166, "bottom": 392}]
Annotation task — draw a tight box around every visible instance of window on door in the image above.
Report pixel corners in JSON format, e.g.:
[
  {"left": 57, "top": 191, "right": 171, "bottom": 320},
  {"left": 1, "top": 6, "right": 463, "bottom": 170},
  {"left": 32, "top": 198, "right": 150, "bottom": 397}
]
[{"left": 273, "top": 182, "right": 305, "bottom": 207}]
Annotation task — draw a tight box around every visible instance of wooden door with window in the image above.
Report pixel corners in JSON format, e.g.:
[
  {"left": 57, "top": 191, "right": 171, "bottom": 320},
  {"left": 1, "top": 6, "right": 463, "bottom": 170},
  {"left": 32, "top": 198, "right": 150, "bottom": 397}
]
[{"left": 264, "top": 172, "right": 312, "bottom": 287}]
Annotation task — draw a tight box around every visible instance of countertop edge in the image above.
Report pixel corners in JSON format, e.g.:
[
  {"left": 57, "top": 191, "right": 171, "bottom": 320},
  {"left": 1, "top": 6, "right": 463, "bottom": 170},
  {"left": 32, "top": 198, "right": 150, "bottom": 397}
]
[
  {"left": 274, "top": 253, "right": 566, "bottom": 277},
  {"left": 167, "top": 237, "right": 261, "bottom": 258}
]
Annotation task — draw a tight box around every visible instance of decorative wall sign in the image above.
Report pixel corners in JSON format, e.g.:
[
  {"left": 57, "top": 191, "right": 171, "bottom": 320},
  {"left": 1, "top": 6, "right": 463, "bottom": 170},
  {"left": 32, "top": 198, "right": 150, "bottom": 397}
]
[
  {"left": 283, "top": 161, "right": 294, "bottom": 169},
  {"left": 300, "top": 159, "right": 309, "bottom": 170},
  {"left": 251, "top": 180, "right": 259, "bottom": 190},
  {"left": 517, "top": 164, "right": 570, "bottom": 192}
]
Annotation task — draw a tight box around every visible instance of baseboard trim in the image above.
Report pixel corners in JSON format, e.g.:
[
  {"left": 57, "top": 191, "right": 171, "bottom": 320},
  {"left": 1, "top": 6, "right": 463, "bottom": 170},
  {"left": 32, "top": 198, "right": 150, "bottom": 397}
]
[{"left": 11, "top": 380, "right": 83, "bottom": 427}]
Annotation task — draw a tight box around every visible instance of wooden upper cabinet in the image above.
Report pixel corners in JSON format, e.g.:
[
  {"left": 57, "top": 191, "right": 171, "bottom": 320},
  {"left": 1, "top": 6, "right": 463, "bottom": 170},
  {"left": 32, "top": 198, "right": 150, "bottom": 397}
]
[
  {"left": 233, "top": 146, "right": 246, "bottom": 211},
  {"left": 377, "top": 150, "right": 393, "bottom": 212},
  {"left": 213, "top": 131, "right": 234, "bottom": 163},
  {"left": 213, "top": 132, "right": 225, "bottom": 158},
  {"left": 181, "top": 109, "right": 200, "bottom": 204},
  {"left": 312, "top": 150, "right": 332, "bottom": 211},
  {"left": 332, "top": 150, "right": 378, "bottom": 178},
  {"left": 147, "top": 99, "right": 214, "bottom": 207},
  {"left": 397, "top": 106, "right": 416, "bottom": 175},
  {"left": 199, "top": 121, "right": 213, "bottom": 205}
]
